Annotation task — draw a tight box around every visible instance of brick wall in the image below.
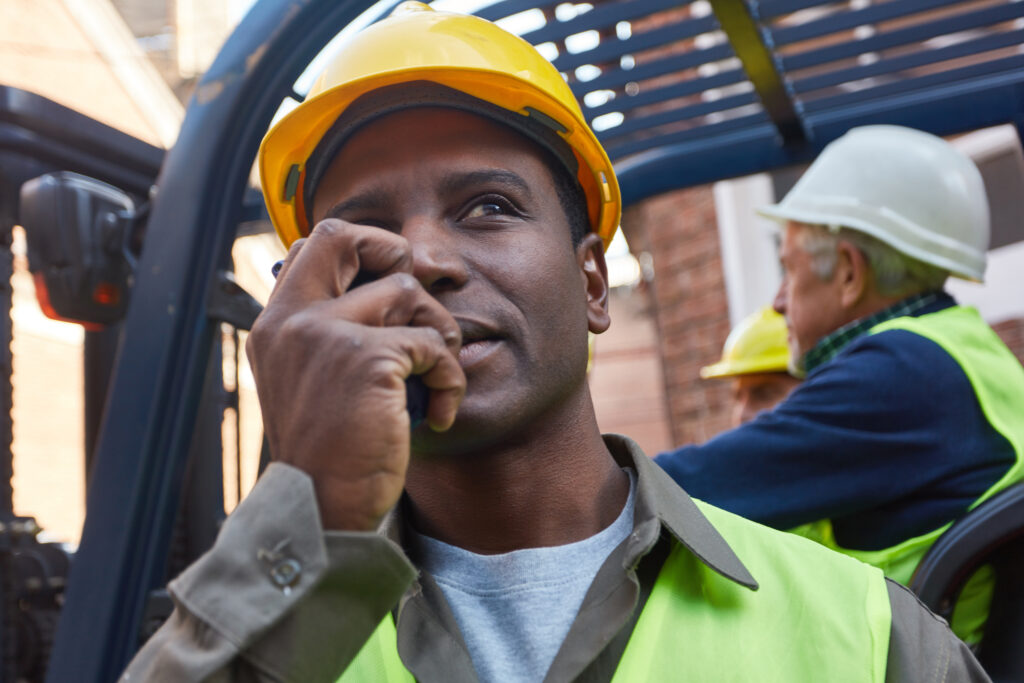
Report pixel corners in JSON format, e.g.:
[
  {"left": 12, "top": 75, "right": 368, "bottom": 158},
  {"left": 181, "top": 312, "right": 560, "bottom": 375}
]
[
  {"left": 992, "top": 317, "right": 1024, "bottom": 366},
  {"left": 589, "top": 287, "right": 673, "bottom": 456},
  {"left": 621, "top": 185, "right": 732, "bottom": 447}
]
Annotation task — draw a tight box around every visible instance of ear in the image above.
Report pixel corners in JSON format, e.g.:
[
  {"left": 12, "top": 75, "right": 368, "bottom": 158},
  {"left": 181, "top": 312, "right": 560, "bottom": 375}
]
[
  {"left": 835, "top": 240, "right": 870, "bottom": 309},
  {"left": 577, "top": 233, "right": 611, "bottom": 334}
]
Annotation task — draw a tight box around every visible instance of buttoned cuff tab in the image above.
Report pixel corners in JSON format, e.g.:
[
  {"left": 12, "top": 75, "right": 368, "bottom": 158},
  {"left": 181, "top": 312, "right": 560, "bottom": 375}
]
[
  {"left": 239, "top": 531, "right": 417, "bottom": 682},
  {"left": 168, "top": 463, "right": 329, "bottom": 648}
]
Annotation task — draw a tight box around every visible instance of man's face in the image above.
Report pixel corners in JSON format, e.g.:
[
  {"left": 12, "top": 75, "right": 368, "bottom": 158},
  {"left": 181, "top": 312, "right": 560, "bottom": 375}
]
[
  {"left": 773, "top": 222, "right": 846, "bottom": 365},
  {"left": 311, "top": 108, "right": 603, "bottom": 455},
  {"left": 730, "top": 372, "right": 801, "bottom": 428}
]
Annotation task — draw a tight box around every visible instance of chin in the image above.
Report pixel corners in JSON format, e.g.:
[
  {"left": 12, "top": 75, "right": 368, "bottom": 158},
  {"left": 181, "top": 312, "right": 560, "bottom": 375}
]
[
  {"left": 413, "top": 384, "right": 561, "bottom": 459},
  {"left": 787, "top": 338, "right": 802, "bottom": 363},
  {"left": 410, "top": 402, "right": 517, "bottom": 458}
]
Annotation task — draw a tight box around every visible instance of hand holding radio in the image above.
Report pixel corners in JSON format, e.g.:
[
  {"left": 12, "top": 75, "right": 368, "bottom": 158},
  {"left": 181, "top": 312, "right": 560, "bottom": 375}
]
[{"left": 246, "top": 219, "right": 465, "bottom": 531}]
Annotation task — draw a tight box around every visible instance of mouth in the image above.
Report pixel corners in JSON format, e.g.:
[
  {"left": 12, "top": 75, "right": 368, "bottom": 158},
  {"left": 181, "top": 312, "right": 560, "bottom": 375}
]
[{"left": 456, "top": 318, "right": 504, "bottom": 367}]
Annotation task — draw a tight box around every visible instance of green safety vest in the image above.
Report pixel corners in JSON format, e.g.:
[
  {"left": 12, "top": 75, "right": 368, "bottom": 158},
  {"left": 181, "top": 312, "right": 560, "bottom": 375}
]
[
  {"left": 338, "top": 502, "right": 892, "bottom": 681},
  {"left": 791, "top": 305, "right": 1024, "bottom": 644}
]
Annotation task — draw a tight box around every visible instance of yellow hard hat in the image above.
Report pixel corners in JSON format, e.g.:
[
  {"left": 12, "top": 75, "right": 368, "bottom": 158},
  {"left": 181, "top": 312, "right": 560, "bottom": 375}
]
[
  {"left": 700, "top": 306, "right": 791, "bottom": 379},
  {"left": 258, "top": 1, "right": 620, "bottom": 250}
]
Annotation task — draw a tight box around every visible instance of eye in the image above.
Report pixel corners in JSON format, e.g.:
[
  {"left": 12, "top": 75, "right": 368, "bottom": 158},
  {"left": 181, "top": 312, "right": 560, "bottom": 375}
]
[
  {"left": 466, "top": 202, "right": 503, "bottom": 218},
  {"left": 462, "top": 195, "right": 521, "bottom": 220}
]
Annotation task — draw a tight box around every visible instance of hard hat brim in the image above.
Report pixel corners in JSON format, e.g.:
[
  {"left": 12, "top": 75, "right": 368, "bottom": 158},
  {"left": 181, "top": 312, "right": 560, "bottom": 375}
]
[
  {"left": 700, "top": 353, "right": 793, "bottom": 379},
  {"left": 259, "top": 69, "right": 621, "bottom": 250},
  {"left": 756, "top": 202, "right": 986, "bottom": 282}
]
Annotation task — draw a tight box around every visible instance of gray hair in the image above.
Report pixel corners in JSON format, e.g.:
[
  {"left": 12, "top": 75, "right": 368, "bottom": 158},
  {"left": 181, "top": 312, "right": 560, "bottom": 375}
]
[{"left": 797, "top": 225, "right": 949, "bottom": 297}]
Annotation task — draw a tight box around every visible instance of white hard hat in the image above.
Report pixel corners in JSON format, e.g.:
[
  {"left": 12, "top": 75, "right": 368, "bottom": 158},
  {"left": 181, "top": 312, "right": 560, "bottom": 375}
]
[{"left": 758, "top": 125, "right": 989, "bottom": 281}]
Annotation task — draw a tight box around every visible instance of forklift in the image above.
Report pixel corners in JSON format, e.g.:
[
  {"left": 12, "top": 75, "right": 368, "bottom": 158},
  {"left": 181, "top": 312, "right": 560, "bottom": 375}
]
[{"left": 1, "top": 0, "right": 1023, "bottom": 679}]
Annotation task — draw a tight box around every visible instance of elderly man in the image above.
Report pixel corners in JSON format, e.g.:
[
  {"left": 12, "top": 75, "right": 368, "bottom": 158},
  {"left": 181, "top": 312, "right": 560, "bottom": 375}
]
[
  {"left": 122, "top": 10, "right": 987, "bottom": 681},
  {"left": 656, "top": 126, "right": 1024, "bottom": 642}
]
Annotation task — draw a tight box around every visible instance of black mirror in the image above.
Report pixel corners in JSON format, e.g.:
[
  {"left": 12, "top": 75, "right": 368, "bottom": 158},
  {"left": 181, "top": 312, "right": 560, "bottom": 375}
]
[{"left": 19, "top": 171, "right": 140, "bottom": 327}]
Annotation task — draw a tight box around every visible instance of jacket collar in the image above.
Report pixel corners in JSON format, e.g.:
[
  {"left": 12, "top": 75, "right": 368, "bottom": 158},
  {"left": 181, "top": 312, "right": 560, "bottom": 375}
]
[
  {"left": 380, "top": 433, "right": 758, "bottom": 591},
  {"left": 802, "top": 289, "right": 954, "bottom": 374},
  {"left": 606, "top": 433, "right": 758, "bottom": 590}
]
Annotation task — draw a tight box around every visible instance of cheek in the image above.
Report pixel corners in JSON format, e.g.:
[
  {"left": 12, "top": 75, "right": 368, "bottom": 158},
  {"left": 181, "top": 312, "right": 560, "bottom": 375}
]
[
  {"left": 750, "top": 395, "right": 776, "bottom": 414},
  {"left": 788, "top": 277, "right": 817, "bottom": 329}
]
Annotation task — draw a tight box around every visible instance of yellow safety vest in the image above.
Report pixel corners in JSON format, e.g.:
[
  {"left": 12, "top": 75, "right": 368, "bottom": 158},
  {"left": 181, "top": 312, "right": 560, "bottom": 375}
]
[
  {"left": 338, "top": 502, "right": 892, "bottom": 681},
  {"left": 792, "top": 305, "right": 1024, "bottom": 644}
]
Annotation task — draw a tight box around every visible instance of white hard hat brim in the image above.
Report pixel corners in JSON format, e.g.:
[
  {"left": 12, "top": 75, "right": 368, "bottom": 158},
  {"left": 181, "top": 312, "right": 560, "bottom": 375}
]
[{"left": 756, "top": 201, "right": 986, "bottom": 283}]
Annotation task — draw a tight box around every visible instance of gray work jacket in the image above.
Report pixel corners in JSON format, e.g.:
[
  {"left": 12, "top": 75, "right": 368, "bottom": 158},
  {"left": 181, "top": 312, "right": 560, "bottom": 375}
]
[{"left": 122, "top": 435, "right": 990, "bottom": 682}]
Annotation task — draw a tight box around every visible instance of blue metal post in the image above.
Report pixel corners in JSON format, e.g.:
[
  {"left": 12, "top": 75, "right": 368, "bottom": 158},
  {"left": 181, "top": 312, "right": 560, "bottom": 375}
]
[{"left": 46, "top": 1, "right": 388, "bottom": 680}]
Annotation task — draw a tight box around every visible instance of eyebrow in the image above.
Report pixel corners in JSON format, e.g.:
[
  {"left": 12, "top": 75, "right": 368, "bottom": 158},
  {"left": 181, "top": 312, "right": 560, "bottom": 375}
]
[
  {"left": 438, "top": 169, "right": 533, "bottom": 201},
  {"left": 321, "top": 168, "right": 535, "bottom": 222},
  {"left": 323, "top": 191, "right": 390, "bottom": 222}
]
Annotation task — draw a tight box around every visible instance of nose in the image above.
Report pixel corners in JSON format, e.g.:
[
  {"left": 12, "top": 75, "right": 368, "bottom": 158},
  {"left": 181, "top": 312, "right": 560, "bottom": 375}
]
[
  {"left": 403, "top": 217, "right": 469, "bottom": 294},
  {"left": 772, "top": 278, "right": 787, "bottom": 315}
]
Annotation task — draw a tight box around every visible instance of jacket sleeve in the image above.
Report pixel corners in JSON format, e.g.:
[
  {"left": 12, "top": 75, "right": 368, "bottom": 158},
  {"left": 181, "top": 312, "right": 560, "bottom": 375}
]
[
  {"left": 885, "top": 580, "right": 991, "bottom": 683},
  {"left": 654, "top": 330, "right": 1015, "bottom": 536},
  {"left": 119, "top": 463, "right": 417, "bottom": 683}
]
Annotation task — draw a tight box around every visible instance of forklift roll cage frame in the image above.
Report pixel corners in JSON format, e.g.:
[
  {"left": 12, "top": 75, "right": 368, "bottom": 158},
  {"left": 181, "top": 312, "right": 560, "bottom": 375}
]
[{"left": 0, "top": 0, "right": 1022, "bottom": 679}]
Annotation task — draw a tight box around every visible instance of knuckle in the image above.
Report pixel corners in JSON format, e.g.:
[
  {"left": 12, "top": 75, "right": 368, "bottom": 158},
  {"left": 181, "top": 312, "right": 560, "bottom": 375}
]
[
  {"left": 311, "top": 218, "right": 344, "bottom": 237},
  {"left": 247, "top": 317, "right": 270, "bottom": 349},
  {"left": 418, "top": 325, "right": 447, "bottom": 351},
  {"left": 244, "top": 329, "right": 259, "bottom": 361},
  {"left": 276, "top": 313, "right": 312, "bottom": 346},
  {"left": 389, "top": 272, "right": 421, "bottom": 294},
  {"left": 388, "top": 242, "right": 413, "bottom": 269}
]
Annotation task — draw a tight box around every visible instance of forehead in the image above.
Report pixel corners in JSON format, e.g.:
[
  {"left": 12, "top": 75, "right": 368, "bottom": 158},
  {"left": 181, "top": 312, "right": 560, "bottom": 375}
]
[
  {"left": 328, "top": 108, "right": 553, "bottom": 177},
  {"left": 311, "top": 109, "right": 559, "bottom": 221},
  {"left": 780, "top": 221, "right": 813, "bottom": 255},
  {"left": 309, "top": 108, "right": 569, "bottom": 231},
  {"left": 738, "top": 371, "right": 790, "bottom": 386}
]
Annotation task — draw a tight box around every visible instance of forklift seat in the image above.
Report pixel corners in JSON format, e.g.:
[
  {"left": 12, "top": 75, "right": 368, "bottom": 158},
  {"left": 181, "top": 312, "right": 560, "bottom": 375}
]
[{"left": 909, "top": 482, "right": 1024, "bottom": 682}]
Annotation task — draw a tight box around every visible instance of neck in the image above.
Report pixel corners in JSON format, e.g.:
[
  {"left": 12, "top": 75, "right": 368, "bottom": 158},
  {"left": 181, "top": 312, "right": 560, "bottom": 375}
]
[
  {"left": 403, "top": 387, "right": 628, "bottom": 554},
  {"left": 843, "top": 287, "right": 923, "bottom": 329}
]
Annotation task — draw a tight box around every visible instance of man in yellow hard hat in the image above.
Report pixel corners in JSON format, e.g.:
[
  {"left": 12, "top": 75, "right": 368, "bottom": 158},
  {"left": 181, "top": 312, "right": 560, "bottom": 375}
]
[
  {"left": 122, "top": 8, "right": 986, "bottom": 681},
  {"left": 701, "top": 306, "right": 800, "bottom": 428},
  {"left": 656, "top": 125, "right": 1024, "bottom": 643}
]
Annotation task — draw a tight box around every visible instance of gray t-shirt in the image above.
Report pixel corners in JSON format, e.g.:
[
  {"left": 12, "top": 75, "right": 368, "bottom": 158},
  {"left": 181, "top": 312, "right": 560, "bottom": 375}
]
[{"left": 410, "top": 469, "right": 637, "bottom": 683}]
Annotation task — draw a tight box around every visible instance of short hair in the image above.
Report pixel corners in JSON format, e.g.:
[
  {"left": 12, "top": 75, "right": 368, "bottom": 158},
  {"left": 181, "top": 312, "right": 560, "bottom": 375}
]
[{"left": 796, "top": 224, "right": 949, "bottom": 297}]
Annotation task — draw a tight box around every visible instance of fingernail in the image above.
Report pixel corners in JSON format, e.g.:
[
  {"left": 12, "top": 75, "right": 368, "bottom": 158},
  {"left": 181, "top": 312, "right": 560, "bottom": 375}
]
[{"left": 271, "top": 260, "right": 284, "bottom": 278}]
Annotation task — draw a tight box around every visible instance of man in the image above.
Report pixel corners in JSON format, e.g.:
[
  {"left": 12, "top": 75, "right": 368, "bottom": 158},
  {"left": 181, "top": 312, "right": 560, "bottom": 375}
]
[
  {"left": 656, "top": 125, "right": 1024, "bottom": 642},
  {"left": 122, "top": 7, "right": 987, "bottom": 681},
  {"left": 700, "top": 306, "right": 800, "bottom": 427}
]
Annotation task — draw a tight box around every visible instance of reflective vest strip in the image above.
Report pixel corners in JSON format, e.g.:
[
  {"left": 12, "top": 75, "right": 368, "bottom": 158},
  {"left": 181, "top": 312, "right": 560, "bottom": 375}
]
[{"left": 793, "top": 305, "right": 1024, "bottom": 643}]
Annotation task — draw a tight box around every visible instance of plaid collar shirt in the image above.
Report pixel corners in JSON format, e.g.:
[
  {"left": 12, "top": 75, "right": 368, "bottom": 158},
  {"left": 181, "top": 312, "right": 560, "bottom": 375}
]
[{"left": 802, "top": 290, "right": 951, "bottom": 375}]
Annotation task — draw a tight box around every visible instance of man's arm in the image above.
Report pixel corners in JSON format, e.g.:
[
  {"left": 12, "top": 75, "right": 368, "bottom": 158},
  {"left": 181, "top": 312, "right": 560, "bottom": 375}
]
[
  {"left": 885, "top": 580, "right": 990, "bottom": 683},
  {"left": 655, "top": 331, "right": 1014, "bottom": 539},
  {"left": 121, "top": 464, "right": 416, "bottom": 682},
  {"left": 124, "top": 220, "right": 465, "bottom": 680}
]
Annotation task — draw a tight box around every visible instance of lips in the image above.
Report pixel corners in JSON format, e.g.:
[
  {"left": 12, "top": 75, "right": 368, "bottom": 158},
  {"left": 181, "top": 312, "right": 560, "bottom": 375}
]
[{"left": 455, "top": 318, "right": 504, "bottom": 367}]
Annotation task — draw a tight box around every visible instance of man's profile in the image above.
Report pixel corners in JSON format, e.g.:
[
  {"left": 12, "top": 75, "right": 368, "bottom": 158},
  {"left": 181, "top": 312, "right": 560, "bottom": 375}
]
[{"left": 656, "top": 126, "right": 1024, "bottom": 644}]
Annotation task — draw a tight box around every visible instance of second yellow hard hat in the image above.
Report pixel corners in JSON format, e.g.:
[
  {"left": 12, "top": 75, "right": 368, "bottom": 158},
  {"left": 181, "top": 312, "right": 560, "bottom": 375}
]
[{"left": 701, "top": 307, "right": 792, "bottom": 379}]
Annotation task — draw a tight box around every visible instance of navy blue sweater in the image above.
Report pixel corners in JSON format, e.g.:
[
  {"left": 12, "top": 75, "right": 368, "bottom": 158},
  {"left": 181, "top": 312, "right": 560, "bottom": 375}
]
[{"left": 655, "top": 301, "right": 1017, "bottom": 551}]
